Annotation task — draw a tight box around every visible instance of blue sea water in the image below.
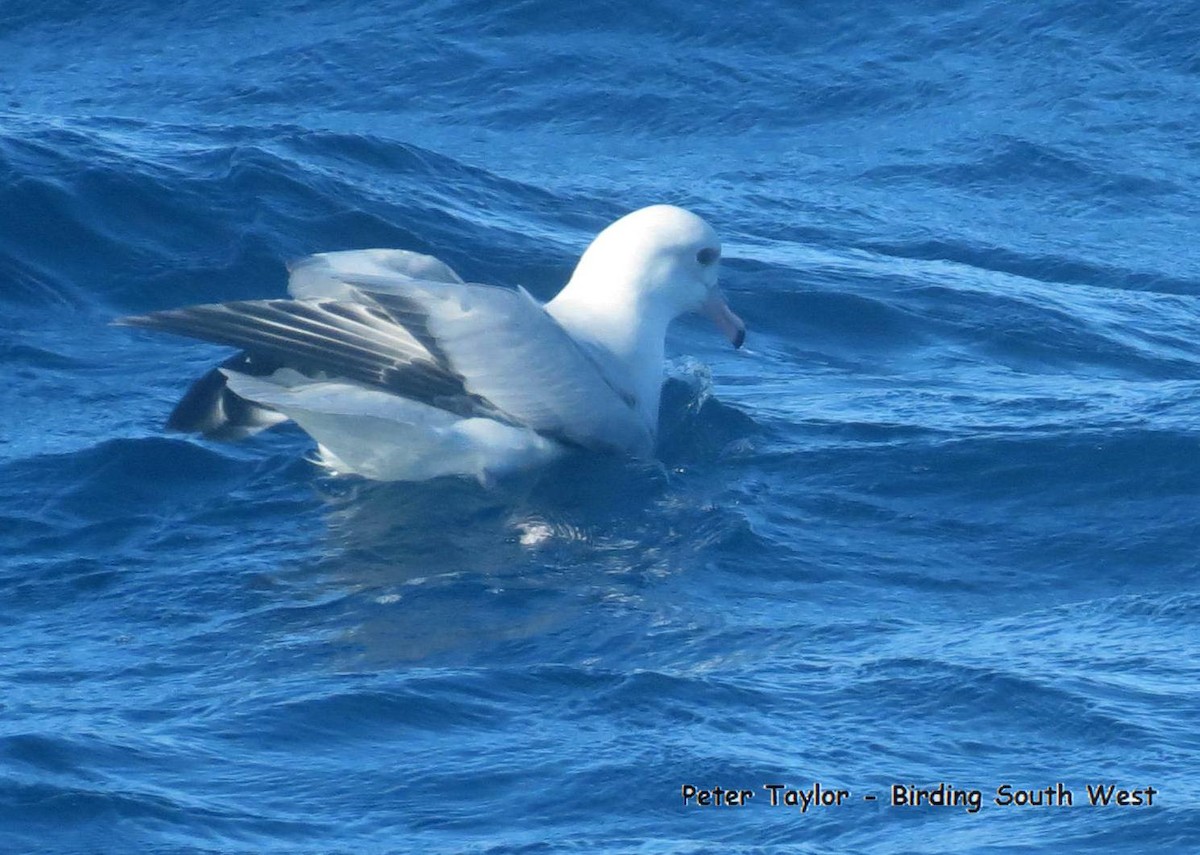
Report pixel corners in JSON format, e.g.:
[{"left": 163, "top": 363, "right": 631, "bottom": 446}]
[{"left": 3, "top": 0, "right": 1199, "bottom": 851}]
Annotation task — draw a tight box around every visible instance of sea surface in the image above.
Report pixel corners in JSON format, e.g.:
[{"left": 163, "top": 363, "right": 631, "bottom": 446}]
[{"left": 3, "top": 1, "right": 1199, "bottom": 852}]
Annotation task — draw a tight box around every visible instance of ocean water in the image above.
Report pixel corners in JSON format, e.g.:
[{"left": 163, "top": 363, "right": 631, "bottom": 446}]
[{"left": 3, "top": 0, "right": 1199, "bottom": 851}]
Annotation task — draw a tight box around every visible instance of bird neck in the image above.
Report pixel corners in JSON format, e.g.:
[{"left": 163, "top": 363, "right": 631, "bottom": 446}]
[{"left": 545, "top": 277, "right": 671, "bottom": 424}]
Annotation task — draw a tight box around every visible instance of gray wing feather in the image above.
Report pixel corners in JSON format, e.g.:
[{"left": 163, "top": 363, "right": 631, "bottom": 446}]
[
  {"left": 287, "top": 249, "right": 464, "bottom": 301},
  {"left": 121, "top": 278, "right": 651, "bottom": 453},
  {"left": 360, "top": 282, "right": 651, "bottom": 453},
  {"left": 120, "top": 299, "right": 504, "bottom": 421}
]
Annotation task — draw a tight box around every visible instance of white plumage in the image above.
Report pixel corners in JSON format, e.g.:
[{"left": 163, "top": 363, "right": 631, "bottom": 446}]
[{"left": 121, "top": 205, "right": 745, "bottom": 482}]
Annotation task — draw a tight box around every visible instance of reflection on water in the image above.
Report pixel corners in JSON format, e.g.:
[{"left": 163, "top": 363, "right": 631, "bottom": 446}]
[{"left": 295, "top": 375, "right": 760, "bottom": 665}]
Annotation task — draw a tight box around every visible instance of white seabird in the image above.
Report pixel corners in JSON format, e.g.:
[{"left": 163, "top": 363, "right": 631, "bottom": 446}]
[{"left": 120, "top": 204, "right": 745, "bottom": 482}]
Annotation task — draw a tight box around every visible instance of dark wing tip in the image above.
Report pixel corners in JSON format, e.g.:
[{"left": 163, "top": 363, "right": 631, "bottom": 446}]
[{"left": 113, "top": 310, "right": 186, "bottom": 331}]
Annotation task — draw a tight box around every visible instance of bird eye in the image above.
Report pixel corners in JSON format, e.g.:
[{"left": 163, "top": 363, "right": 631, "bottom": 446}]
[{"left": 697, "top": 247, "right": 720, "bottom": 266}]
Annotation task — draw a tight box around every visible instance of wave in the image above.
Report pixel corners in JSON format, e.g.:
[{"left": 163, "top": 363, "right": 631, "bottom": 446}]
[{"left": 0, "top": 117, "right": 586, "bottom": 315}]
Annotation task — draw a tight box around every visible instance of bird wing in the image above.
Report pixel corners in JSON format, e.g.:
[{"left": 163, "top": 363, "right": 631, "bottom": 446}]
[
  {"left": 287, "top": 249, "right": 465, "bottom": 301},
  {"left": 120, "top": 279, "right": 652, "bottom": 454}
]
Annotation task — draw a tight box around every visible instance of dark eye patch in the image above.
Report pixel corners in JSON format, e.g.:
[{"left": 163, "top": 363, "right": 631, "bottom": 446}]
[{"left": 696, "top": 247, "right": 720, "bottom": 265}]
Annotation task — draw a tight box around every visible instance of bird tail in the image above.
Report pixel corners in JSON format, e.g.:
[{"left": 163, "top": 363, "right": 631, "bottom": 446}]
[{"left": 165, "top": 352, "right": 288, "bottom": 440}]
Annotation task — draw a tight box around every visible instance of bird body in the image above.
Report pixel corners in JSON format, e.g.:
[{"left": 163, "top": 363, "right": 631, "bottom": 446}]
[{"left": 120, "top": 205, "right": 744, "bottom": 482}]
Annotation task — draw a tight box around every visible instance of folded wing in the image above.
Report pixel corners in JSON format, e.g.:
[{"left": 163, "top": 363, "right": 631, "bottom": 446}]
[{"left": 120, "top": 260, "right": 653, "bottom": 454}]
